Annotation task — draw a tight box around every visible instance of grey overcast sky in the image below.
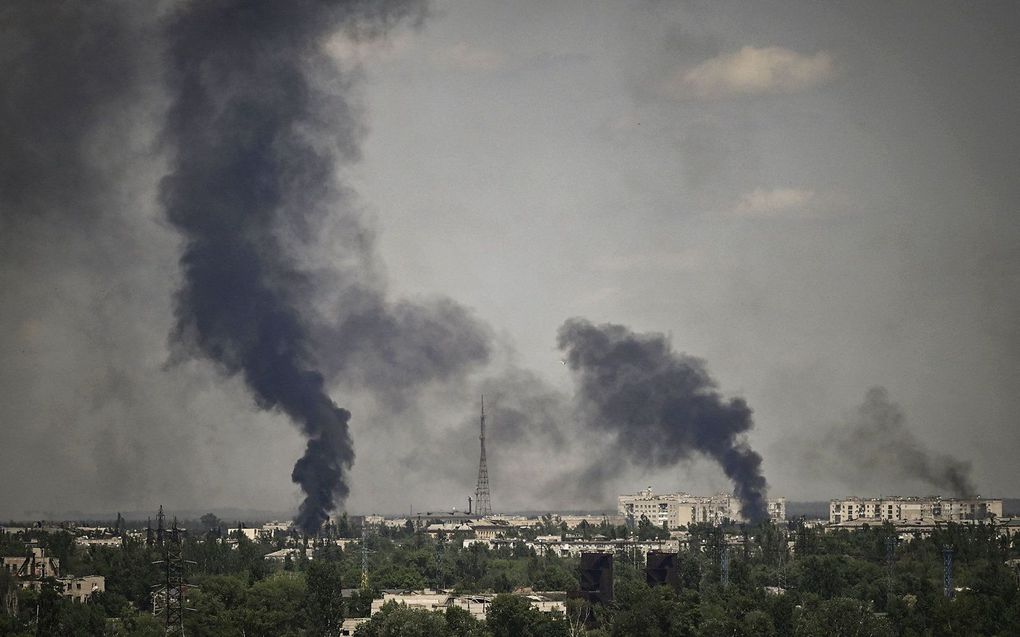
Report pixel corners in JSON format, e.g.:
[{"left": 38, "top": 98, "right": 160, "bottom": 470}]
[{"left": 2, "top": 0, "right": 1018, "bottom": 518}]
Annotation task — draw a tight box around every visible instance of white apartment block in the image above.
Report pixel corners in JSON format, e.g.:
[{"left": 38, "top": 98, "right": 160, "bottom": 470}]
[
  {"left": 829, "top": 496, "right": 1003, "bottom": 524},
  {"left": 618, "top": 487, "right": 787, "bottom": 529}
]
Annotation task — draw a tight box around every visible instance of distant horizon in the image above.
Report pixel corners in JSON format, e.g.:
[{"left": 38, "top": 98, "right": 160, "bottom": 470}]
[{"left": 5, "top": 496, "right": 1019, "bottom": 525}]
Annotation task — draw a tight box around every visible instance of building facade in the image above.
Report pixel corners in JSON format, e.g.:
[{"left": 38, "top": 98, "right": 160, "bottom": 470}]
[
  {"left": 370, "top": 591, "right": 564, "bottom": 621},
  {"left": 59, "top": 576, "right": 105, "bottom": 603},
  {"left": 2, "top": 548, "right": 60, "bottom": 580},
  {"left": 828, "top": 496, "right": 1003, "bottom": 524},
  {"left": 618, "top": 487, "right": 787, "bottom": 528}
]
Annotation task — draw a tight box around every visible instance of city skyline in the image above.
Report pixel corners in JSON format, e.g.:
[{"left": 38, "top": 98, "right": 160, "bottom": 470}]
[{"left": 2, "top": 1, "right": 1019, "bottom": 520}]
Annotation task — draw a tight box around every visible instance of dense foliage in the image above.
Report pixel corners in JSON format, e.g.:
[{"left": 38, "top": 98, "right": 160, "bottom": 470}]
[{"left": 0, "top": 517, "right": 1018, "bottom": 635}]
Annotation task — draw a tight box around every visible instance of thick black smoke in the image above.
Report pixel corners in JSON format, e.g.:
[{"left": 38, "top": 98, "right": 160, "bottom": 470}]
[
  {"left": 160, "top": 0, "right": 428, "bottom": 534},
  {"left": 803, "top": 387, "right": 975, "bottom": 497},
  {"left": 557, "top": 318, "right": 769, "bottom": 522}
]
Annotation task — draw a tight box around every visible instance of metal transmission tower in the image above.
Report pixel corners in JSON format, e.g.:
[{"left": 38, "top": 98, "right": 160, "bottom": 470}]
[
  {"left": 885, "top": 536, "right": 897, "bottom": 583},
  {"left": 152, "top": 508, "right": 193, "bottom": 636},
  {"left": 943, "top": 545, "right": 955, "bottom": 599},
  {"left": 720, "top": 547, "right": 730, "bottom": 588},
  {"left": 776, "top": 528, "right": 787, "bottom": 591},
  {"left": 360, "top": 523, "right": 375, "bottom": 590},
  {"left": 474, "top": 396, "right": 492, "bottom": 517}
]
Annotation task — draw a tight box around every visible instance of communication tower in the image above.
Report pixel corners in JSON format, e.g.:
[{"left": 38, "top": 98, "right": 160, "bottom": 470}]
[{"left": 474, "top": 396, "right": 492, "bottom": 516}]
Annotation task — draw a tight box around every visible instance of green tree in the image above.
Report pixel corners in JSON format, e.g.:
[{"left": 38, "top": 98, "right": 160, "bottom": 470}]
[
  {"left": 185, "top": 574, "right": 246, "bottom": 636},
  {"left": 794, "top": 597, "right": 894, "bottom": 637},
  {"left": 355, "top": 600, "right": 450, "bottom": 636},
  {"left": 238, "top": 573, "right": 307, "bottom": 637},
  {"left": 444, "top": 605, "right": 489, "bottom": 637},
  {"left": 306, "top": 555, "right": 345, "bottom": 636},
  {"left": 608, "top": 580, "right": 698, "bottom": 637},
  {"left": 486, "top": 594, "right": 566, "bottom": 637},
  {"left": 199, "top": 513, "right": 223, "bottom": 532}
]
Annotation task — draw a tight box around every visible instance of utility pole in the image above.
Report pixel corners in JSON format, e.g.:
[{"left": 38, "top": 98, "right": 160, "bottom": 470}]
[{"left": 474, "top": 396, "right": 492, "bottom": 517}]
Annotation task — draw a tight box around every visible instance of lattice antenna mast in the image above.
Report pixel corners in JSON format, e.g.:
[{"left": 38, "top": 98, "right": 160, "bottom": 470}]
[{"left": 474, "top": 396, "right": 492, "bottom": 517}]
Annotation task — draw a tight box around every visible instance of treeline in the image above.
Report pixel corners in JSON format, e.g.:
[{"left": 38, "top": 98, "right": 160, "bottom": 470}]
[{"left": 0, "top": 519, "right": 1018, "bottom": 635}]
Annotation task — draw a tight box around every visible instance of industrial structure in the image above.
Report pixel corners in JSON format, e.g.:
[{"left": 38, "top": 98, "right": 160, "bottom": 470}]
[
  {"left": 151, "top": 506, "right": 191, "bottom": 637},
  {"left": 474, "top": 396, "right": 492, "bottom": 517},
  {"left": 618, "top": 487, "right": 787, "bottom": 528},
  {"left": 828, "top": 496, "right": 1003, "bottom": 524}
]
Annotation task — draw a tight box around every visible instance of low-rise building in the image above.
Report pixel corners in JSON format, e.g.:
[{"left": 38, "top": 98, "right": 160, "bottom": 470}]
[
  {"left": 471, "top": 519, "right": 512, "bottom": 539},
  {"left": 2, "top": 547, "right": 60, "bottom": 580},
  {"left": 59, "top": 575, "right": 104, "bottom": 603},
  {"left": 261, "top": 521, "right": 291, "bottom": 534},
  {"left": 425, "top": 523, "right": 473, "bottom": 537},
  {"left": 74, "top": 537, "right": 122, "bottom": 548},
  {"left": 340, "top": 618, "right": 369, "bottom": 635},
  {"left": 618, "top": 487, "right": 786, "bottom": 528},
  {"left": 370, "top": 590, "right": 564, "bottom": 621},
  {"left": 529, "top": 537, "right": 680, "bottom": 559},
  {"left": 264, "top": 548, "right": 307, "bottom": 562}
]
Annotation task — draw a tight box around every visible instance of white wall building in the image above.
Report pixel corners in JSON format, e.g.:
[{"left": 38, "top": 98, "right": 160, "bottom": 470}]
[
  {"left": 370, "top": 591, "right": 564, "bottom": 621},
  {"left": 618, "top": 487, "right": 786, "bottom": 528},
  {"left": 60, "top": 575, "right": 105, "bottom": 603},
  {"left": 829, "top": 496, "right": 1003, "bottom": 524}
]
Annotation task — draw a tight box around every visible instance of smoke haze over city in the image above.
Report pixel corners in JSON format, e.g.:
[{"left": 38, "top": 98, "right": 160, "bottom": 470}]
[{"left": 2, "top": 0, "right": 1019, "bottom": 520}]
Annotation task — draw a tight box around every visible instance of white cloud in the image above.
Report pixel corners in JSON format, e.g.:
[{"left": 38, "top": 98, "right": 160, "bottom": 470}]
[
  {"left": 666, "top": 46, "right": 834, "bottom": 99},
  {"left": 733, "top": 187, "right": 816, "bottom": 217},
  {"left": 431, "top": 41, "right": 505, "bottom": 71}
]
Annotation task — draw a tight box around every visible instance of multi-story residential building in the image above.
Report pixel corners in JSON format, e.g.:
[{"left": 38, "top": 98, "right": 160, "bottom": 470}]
[
  {"left": 618, "top": 487, "right": 786, "bottom": 528},
  {"left": 828, "top": 496, "right": 1002, "bottom": 524}
]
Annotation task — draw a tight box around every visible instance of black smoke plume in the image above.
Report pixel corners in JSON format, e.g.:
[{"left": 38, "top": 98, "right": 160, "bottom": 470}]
[
  {"left": 160, "top": 0, "right": 426, "bottom": 534},
  {"left": 803, "top": 387, "right": 975, "bottom": 497},
  {"left": 557, "top": 319, "right": 769, "bottom": 522}
]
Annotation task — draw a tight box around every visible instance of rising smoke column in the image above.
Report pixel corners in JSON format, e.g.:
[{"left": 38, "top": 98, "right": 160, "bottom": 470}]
[
  {"left": 804, "top": 386, "right": 976, "bottom": 497},
  {"left": 160, "top": 0, "right": 424, "bottom": 534},
  {"left": 558, "top": 319, "right": 769, "bottom": 522}
]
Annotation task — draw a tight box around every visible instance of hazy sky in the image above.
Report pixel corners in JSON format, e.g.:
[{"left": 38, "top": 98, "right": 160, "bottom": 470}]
[{"left": 2, "top": 0, "right": 1018, "bottom": 518}]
